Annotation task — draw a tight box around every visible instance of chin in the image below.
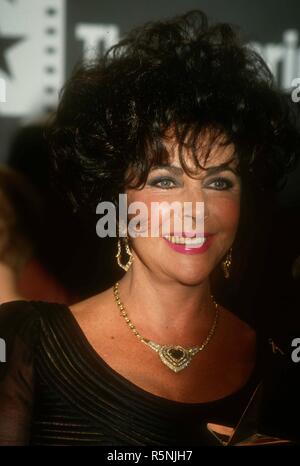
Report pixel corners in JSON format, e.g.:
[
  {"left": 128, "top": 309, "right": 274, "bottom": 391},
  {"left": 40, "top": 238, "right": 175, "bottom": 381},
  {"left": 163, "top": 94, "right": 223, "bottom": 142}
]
[{"left": 170, "top": 269, "right": 210, "bottom": 287}]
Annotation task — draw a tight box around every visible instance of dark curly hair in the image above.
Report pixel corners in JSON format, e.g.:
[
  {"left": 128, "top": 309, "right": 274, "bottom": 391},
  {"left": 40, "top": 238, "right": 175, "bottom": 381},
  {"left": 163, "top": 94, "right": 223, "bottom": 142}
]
[{"left": 47, "top": 9, "right": 299, "bottom": 215}]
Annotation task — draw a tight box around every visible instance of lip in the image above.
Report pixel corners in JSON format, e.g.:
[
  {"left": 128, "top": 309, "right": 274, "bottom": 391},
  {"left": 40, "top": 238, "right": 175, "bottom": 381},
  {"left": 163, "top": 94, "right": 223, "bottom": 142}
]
[
  {"left": 169, "top": 231, "right": 208, "bottom": 238},
  {"left": 163, "top": 234, "right": 214, "bottom": 255}
]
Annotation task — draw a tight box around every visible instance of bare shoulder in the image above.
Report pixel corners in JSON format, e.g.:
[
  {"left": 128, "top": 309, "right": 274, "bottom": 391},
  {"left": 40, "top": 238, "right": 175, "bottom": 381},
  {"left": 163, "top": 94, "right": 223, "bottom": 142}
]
[
  {"left": 222, "top": 307, "right": 255, "bottom": 335},
  {"left": 68, "top": 285, "right": 129, "bottom": 364},
  {"left": 69, "top": 285, "right": 115, "bottom": 328},
  {"left": 218, "top": 306, "right": 256, "bottom": 356}
]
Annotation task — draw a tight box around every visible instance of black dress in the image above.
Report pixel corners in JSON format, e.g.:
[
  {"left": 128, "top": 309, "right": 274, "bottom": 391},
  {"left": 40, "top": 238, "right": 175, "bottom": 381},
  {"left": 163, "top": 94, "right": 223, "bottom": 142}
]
[{"left": 0, "top": 300, "right": 299, "bottom": 446}]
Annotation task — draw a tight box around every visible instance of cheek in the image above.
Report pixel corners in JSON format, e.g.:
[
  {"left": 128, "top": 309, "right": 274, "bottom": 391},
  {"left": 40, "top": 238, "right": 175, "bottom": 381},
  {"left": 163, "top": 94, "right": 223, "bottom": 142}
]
[{"left": 208, "top": 195, "right": 240, "bottom": 232}]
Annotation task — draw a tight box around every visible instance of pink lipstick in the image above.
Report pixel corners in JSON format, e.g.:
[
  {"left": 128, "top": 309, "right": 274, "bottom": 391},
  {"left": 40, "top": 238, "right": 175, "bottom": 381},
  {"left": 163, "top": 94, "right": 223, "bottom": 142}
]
[{"left": 163, "top": 234, "right": 214, "bottom": 255}]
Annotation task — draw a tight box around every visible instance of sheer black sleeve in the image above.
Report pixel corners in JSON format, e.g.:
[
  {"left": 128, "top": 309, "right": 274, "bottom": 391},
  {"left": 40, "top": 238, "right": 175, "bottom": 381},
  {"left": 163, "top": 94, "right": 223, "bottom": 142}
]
[{"left": 0, "top": 301, "right": 39, "bottom": 446}]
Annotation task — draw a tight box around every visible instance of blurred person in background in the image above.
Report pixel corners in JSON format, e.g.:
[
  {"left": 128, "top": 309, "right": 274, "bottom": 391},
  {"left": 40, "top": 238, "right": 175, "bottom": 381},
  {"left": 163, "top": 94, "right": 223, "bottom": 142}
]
[
  {"left": 0, "top": 165, "right": 72, "bottom": 304},
  {"left": 0, "top": 166, "right": 33, "bottom": 303},
  {"left": 8, "top": 124, "right": 120, "bottom": 302}
]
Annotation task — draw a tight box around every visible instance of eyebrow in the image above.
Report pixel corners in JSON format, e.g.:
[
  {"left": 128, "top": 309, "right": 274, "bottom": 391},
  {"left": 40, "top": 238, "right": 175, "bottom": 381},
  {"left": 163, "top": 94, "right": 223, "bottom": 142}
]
[{"left": 151, "top": 162, "right": 239, "bottom": 177}]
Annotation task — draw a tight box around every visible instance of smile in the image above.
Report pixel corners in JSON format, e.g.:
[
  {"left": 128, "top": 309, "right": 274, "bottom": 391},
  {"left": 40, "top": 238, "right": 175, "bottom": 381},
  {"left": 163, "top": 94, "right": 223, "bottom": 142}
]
[{"left": 163, "top": 234, "right": 213, "bottom": 255}]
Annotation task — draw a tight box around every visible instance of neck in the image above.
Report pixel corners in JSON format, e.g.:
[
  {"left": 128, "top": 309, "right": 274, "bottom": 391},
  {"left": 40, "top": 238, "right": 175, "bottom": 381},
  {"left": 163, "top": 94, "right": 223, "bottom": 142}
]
[{"left": 117, "top": 262, "right": 217, "bottom": 345}]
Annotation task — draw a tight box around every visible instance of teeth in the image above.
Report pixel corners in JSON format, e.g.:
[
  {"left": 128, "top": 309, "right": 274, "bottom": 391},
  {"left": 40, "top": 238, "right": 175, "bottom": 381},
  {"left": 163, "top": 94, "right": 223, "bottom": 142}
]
[{"left": 164, "top": 235, "right": 206, "bottom": 246}]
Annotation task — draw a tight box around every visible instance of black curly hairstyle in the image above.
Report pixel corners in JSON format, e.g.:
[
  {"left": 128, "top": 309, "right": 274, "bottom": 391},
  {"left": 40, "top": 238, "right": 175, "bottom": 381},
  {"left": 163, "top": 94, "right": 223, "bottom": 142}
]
[{"left": 47, "top": 9, "right": 299, "bottom": 216}]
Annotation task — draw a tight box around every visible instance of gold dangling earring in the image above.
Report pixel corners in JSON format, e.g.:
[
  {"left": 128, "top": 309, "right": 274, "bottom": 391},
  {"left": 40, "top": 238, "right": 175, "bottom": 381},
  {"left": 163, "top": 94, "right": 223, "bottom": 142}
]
[
  {"left": 222, "top": 247, "right": 232, "bottom": 279},
  {"left": 116, "top": 236, "right": 134, "bottom": 272}
]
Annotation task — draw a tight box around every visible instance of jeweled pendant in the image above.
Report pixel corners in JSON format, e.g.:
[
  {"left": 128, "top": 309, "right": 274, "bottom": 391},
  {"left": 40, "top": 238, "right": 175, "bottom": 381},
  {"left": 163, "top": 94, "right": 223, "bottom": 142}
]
[{"left": 158, "top": 345, "right": 194, "bottom": 373}]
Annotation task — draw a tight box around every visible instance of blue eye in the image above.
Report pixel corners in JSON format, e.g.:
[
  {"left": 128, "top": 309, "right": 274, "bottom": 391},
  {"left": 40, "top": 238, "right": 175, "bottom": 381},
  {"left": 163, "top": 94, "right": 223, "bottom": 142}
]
[
  {"left": 206, "top": 177, "right": 234, "bottom": 190},
  {"left": 148, "top": 175, "right": 234, "bottom": 190},
  {"left": 149, "top": 177, "right": 177, "bottom": 189}
]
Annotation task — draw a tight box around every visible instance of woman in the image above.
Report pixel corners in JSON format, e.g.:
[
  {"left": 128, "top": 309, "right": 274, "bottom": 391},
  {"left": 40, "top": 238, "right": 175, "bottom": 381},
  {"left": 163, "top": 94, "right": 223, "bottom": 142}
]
[{"left": 0, "top": 10, "right": 299, "bottom": 446}]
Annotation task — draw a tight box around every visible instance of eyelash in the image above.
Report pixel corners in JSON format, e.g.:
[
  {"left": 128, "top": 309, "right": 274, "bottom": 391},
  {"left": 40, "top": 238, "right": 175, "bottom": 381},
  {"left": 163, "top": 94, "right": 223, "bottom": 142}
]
[
  {"left": 148, "top": 176, "right": 234, "bottom": 190},
  {"left": 149, "top": 177, "right": 177, "bottom": 189},
  {"left": 207, "top": 177, "right": 234, "bottom": 190}
]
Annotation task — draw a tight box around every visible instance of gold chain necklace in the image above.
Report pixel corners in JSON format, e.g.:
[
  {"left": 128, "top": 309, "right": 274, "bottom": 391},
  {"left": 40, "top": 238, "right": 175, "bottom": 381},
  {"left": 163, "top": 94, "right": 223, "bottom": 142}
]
[{"left": 113, "top": 282, "right": 219, "bottom": 373}]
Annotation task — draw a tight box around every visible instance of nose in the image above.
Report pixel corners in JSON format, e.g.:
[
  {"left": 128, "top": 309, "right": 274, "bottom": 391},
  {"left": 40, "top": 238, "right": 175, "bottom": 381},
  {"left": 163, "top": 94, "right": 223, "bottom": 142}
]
[{"left": 180, "top": 184, "right": 209, "bottom": 232}]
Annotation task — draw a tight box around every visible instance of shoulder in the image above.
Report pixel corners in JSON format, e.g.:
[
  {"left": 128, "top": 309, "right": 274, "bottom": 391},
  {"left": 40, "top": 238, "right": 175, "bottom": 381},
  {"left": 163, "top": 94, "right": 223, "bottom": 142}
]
[
  {"left": 0, "top": 300, "right": 39, "bottom": 343},
  {"left": 69, "top": 286, "right": 114, "bottom": 329},
  {"left": 70, "top": 286, "right": 113, "bottom": 315},
  {"left": 218, "top": 306, "right": 256, "bottom": 357},
  {"left": 0, "top": 300, "right": 67, "bottom": 352}
]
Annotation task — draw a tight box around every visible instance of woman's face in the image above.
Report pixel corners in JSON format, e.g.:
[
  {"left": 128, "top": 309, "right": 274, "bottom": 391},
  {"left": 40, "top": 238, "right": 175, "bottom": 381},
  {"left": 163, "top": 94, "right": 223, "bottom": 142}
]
[{"left": 125, "top": 135, "right": 241, "bottom": 286}]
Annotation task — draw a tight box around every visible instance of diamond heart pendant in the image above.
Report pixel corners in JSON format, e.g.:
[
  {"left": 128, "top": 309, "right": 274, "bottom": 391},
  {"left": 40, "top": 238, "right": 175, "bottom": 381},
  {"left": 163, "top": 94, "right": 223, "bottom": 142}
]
[
  {"left": 158, "top": 345, "right": 195, "bottom": 373},
  {"left": 113, "top": 281, "right": 220, "bottom": 374}
]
